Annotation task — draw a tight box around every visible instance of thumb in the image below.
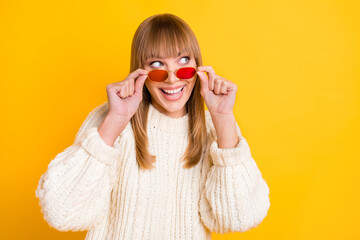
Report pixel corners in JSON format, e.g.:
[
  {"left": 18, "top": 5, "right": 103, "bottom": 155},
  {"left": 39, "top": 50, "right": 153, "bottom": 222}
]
[
  {"left": 196, "top": 71, "right": 209, "bottom": 95},
  {"left": 134, "top": 74, "right": 148, "bottom": 97}
]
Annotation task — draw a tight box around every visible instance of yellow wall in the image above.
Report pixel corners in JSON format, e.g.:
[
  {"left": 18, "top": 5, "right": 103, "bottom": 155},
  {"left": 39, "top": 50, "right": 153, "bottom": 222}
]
[{"left": 1, "top": 0, "right": 359, "bottom": 239}]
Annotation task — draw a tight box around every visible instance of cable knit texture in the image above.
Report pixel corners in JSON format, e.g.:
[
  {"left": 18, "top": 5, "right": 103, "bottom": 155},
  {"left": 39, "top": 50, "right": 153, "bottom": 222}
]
[{"left": 35, "top": 101, "right": 270, "bottom": 239}]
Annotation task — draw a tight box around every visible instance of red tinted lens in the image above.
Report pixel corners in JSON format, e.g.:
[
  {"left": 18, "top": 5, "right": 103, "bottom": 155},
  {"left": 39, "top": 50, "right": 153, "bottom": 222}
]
[
  {"left": 148, "top": 70, "right": 168, "bottom": 82},
  {"left": 176, "top": 67, "right": 196, "bottom": 79}
]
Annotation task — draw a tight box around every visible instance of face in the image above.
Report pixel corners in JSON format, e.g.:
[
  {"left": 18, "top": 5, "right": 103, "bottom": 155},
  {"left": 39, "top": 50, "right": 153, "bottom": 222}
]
[{"left": 143, "top": 53, "right": 197, "bottom": 118}]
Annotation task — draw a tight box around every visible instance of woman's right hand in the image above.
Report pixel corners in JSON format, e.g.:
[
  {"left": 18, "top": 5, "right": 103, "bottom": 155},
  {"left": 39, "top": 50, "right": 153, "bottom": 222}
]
[{"left": 106, "top": 68, "right": 149, "bottom": 120}]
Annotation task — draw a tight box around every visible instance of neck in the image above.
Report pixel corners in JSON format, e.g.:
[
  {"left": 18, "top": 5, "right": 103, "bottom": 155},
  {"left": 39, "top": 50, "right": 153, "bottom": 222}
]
[
  {"left": 151, "top": 101, "right": 187, "bottom": 118},
  {"left": 148, "top": 103, "right": 189, "bottom": 135}
]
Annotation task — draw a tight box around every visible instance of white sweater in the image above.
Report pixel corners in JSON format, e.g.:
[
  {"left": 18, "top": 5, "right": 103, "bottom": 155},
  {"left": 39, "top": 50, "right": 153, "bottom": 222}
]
[{"left": 35, "top": 102, "right": 270, "bottom": 240}]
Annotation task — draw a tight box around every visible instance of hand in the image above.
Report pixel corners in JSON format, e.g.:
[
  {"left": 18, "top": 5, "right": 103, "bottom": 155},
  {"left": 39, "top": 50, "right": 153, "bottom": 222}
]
[
  {"left": 196, "top": 66, "right": 237, "bottom": 116},
  {"left": 106, "top": 68, "right": 148, "bottom": 120}
]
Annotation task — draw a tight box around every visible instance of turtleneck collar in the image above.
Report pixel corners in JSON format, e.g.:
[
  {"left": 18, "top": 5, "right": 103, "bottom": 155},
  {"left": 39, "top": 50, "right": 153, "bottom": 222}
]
[{"left": 147, "top": 103, "right": 189, "bottom": 135}]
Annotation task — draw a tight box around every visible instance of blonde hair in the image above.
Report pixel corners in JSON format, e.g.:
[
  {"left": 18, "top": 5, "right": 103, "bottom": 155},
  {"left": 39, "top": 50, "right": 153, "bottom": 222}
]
[{"left": 130, "top": 13, "right": 207, "bottom": 170}]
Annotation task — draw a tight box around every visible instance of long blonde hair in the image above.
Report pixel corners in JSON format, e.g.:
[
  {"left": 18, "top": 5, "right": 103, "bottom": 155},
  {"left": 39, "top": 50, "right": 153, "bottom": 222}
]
[{"left": 130, "top": 13, "right": 207, "bottom": 170}]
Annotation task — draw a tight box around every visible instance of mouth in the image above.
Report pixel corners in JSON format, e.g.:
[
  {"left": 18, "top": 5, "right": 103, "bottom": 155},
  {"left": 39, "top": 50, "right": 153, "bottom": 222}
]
[
  {"left": 159, "top": 85, "right": 186, "bottom": 100},
  {"left": 160, "top": 85, "right": 185, "bottom": 95}
]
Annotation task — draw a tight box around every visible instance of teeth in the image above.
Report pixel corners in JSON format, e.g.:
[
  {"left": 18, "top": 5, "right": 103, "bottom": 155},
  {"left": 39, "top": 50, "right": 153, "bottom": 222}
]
[{"left": 163, "top": 86, "right": 183, "bottom": 94}]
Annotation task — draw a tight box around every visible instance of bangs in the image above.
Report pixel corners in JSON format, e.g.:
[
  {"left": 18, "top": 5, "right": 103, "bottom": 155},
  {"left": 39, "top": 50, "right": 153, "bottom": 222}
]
[
  {"left": 138, "top": 18, "right": 196, "bottom": 65},
  {"left": 130, "top": 13, "right": 202, "bottom": 72}
]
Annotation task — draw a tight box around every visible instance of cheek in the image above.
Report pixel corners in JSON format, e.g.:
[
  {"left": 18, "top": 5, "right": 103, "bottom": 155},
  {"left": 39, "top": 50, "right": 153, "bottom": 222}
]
[
  {"left": 145, "top": 81, "right": 164, "bottom": 102},
  {"left": 145, "top": 81, "right": 156, "bottom": 92},
  {"left": 186, "top": 77, "right": 197, "bottom": 92},
  {"left": 144, "top": 82, "right": 157, "bottom": 98}
]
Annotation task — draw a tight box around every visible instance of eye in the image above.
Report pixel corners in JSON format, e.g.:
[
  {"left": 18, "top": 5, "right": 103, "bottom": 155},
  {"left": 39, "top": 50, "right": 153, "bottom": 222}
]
[
  {"left": 150, "top": 61, "right": 162, "bottom": 68},
  {"left": 179, "top": 56, "right": 190, "bottom": 64}
]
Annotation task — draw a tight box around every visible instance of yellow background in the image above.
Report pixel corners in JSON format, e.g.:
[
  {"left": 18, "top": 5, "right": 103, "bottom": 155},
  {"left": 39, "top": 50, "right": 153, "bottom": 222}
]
[{"left": 1, "top": 0, "right": 359, "bottom": 239}]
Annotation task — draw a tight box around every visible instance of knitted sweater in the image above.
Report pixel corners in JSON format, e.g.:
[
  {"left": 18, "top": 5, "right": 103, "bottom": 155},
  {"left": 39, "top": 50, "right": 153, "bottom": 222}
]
[{"left": 35, "top": 101, "right": 270, "bottom": 240}]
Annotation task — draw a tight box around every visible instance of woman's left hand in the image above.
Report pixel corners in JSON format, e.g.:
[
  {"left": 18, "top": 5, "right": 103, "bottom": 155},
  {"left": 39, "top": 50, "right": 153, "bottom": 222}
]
[{"left": 196, "top": 65, "right": 237, "bottom": 115}]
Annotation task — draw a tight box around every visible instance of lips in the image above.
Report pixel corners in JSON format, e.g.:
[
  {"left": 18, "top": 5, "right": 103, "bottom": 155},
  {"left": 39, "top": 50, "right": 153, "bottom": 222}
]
[
  {"left": 159, "top": 85, "right": 186, "bottom": 101},
  {"left": 161, "top": 86, "right": 185, "bottom": 94},
  {"left": 160, "top": 85, "right": 186, "bottom": 91}
]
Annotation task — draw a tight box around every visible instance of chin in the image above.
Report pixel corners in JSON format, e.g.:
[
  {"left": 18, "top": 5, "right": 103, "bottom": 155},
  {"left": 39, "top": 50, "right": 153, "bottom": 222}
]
[
  {"left": 147, "top": 82, "right": 195, "bottom": 117},
  {"left": 152, "top": 93, "right": 189, "bottom": 118},
  {"left": 159, "top": 99, "right": 187, "bottom": 114}
]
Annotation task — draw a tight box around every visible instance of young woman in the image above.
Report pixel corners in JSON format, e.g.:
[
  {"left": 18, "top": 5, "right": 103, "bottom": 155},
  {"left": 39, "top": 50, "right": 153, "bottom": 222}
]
[{"left": 36, "top": 13, "right": 270, "bottom": 240}]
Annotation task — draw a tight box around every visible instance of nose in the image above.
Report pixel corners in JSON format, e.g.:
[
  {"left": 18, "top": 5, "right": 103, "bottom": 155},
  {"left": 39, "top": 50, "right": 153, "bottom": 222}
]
[{"left": 165, "top": 69, "right": 179, "bottom": 83}]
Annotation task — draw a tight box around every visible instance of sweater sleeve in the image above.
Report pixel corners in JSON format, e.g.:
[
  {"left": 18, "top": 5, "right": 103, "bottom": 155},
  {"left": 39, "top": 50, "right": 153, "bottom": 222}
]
[
  {"left": 199, "top": 111, "right": 270, "bottom": 234},
  {"left": 35, "top": 102, "right": 128, "bottom": 232}
]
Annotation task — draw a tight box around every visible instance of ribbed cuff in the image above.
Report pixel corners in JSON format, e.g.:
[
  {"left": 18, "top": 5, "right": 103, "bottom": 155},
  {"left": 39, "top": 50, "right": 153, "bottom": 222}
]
[
  {"left": 210, "top": 136, "right": 252, "bottom": 166},
  {"left": 80, "top": 127, "right": 122, "bottom": 166}
]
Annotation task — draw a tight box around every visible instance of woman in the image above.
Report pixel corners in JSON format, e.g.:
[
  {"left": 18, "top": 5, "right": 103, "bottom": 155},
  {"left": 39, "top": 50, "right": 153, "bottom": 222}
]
[{"left": 36, "top": 13, "right": 270, "bottom": 239}]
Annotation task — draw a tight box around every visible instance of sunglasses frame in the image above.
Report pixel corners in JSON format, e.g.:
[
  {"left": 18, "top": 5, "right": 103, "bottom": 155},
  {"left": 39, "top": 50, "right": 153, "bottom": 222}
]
[{"left": 146, "top": 67, "right": 197, "bottom": 82}]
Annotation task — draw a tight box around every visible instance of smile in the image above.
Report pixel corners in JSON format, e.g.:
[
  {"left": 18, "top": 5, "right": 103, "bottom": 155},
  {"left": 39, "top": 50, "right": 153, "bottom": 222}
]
[
  {"left": 159, "top": 85, "right": 186, "bottom": 101},
  {"left": 160, "top": 86, "right": 185, "bottom": 95}
]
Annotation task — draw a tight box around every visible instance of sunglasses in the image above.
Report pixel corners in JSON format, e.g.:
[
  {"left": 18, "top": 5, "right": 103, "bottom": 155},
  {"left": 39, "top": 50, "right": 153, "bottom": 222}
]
[{"left": 146, "top": 67, "right": 197, "bottom": 82}]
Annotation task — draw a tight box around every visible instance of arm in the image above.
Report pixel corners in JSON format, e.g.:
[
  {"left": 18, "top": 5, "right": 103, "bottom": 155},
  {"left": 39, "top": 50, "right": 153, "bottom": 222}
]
[
  {"left": 35, "top": 102, "right": 130, "bottom": 231},
  {"left": 199, "top": 111, "right": 270, "bottom": 234},
  {"left": 209, "top": 111, "right": 239, "bottom": 149}
]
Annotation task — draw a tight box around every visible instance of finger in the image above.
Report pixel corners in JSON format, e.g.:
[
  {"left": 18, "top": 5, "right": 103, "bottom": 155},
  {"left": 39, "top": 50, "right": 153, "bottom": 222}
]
[
  {"left": 125, "top": 81, "right": 131, "bottom": 97},
  {"left": 220, "top": 80, "right": 228, "bottom": 94},
  {"left": 197, "top": 65, "right": 216, "bottom": 74},
  {"left": 196, "top": 71, "right": 209, "bottom": 96},
  {"left": 227, "top": 81, "right": 238, "bottom": 92},
  {"left": 129, "top": 78, "right": 134, "bottom": 95},
  {"left": 214, "top": 78, "right": 222, "bottom": 95},
  {"left": 134, "top": 74, "right": 148, "bottom": 97},
  {"left": 197, "top": 66, "right": 216, "bottom": 90},
  {"left": 128, "top": 68, "right": 149, "bottom": 80},
  {"left": 208, "top": 72, "right": 216, "bottom": 91},
  {"left": 119, "top": 87, "right": 127, "bottom": 98}
]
